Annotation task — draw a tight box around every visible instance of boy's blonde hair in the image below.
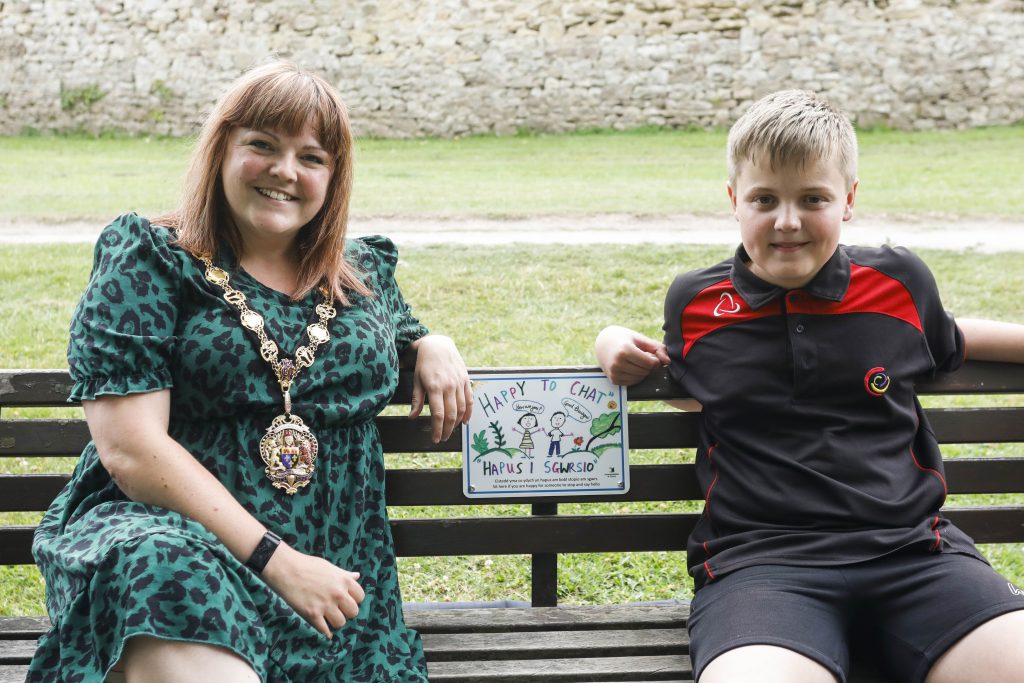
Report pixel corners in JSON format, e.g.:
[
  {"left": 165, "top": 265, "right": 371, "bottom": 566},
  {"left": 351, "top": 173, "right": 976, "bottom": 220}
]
[{"left": 727, "top": 90, "right": 858, "bottom": 191}]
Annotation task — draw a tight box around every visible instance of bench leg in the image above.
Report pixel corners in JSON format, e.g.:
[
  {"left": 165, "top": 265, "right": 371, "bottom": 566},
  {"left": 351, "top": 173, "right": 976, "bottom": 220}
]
[{"left": 531, "top": 503, "right": 558, "bottom": 607}]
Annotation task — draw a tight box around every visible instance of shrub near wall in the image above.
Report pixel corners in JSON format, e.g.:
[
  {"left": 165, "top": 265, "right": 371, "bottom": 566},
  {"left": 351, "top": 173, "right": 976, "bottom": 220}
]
[{"left": 1, "top": 0, "right": 1023, "bottom": 138}]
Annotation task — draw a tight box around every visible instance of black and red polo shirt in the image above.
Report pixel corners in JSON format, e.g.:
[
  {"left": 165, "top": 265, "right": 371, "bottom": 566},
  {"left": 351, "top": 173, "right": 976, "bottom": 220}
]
[{"left": 663, "top": 244, "right": 984, "bottom": 589}]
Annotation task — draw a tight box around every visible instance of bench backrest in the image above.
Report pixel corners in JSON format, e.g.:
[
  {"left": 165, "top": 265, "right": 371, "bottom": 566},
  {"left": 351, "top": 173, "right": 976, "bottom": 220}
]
[{"left": 3, "top": 363, "right": 1024, "bottom": 606}]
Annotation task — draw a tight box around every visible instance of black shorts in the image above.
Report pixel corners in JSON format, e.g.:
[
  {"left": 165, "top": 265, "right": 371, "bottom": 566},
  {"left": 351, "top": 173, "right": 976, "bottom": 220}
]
[{"left": 687, "top": 548, "right": 1024, "bottom": 683}]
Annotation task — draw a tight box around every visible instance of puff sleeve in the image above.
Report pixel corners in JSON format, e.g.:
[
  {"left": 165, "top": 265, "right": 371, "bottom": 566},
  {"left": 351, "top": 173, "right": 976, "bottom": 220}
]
[
  {"left": 355, "top": 235, "right": 428, "bottom": 354},
  {"left": 67, "top": 213, "right": 183, "bottom": 401}
]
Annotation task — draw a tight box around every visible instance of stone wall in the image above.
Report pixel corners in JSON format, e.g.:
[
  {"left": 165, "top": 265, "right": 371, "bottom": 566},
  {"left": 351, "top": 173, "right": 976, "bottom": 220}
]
[{"left": 1, "top": 0, "right": 1022, "bottom": 138}]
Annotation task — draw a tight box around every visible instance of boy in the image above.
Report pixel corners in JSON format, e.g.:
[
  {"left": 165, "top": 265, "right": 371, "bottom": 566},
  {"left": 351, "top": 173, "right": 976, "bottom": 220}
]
[{"left": 595, "top": 90, "right": 1024, "bottom": 683}]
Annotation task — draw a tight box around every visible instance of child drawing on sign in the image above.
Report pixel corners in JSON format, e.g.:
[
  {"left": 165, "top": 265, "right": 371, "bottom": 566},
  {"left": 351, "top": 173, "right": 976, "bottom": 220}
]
[
  {"left": 513, "top": 413, "right": 541, "bottom": 458},
  {"left": 545, "top": 411, "right": 570, "bottom": 457}
]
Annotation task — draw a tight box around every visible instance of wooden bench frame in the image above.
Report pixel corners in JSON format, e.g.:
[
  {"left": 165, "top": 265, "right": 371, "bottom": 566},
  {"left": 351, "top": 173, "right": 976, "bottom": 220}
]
[{"left": 2, "top": 363, "right": 1024, "bottom": 682}]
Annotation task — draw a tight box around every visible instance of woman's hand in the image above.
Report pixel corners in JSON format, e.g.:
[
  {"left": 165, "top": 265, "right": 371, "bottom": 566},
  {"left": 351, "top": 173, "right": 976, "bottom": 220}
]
[
  {"left": 407, "top": 335, "right": 473, "bottom": 443},
  {"left": 261, "top": 543, "right": 365, "bottom": 639},
  {"left": 595, "top": 325, "right": 670, "bottom": 386}
]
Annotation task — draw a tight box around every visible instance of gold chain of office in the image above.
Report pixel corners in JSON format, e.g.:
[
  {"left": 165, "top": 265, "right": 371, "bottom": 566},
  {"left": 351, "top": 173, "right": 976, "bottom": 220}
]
[{"left": 195, "top": 253, "right": 336, "bottom": 494}]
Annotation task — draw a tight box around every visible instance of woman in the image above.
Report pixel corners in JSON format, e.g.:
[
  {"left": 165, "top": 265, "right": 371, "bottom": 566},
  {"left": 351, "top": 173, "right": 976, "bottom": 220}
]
[{"left": 28, "top": 62, "right": 472, "bottom": 682}]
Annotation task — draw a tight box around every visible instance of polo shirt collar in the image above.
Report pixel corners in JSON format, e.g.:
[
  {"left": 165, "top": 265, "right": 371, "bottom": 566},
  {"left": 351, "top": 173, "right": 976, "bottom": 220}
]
[{"left": 730, "top": 244, "right": 851, "bottom": 310}]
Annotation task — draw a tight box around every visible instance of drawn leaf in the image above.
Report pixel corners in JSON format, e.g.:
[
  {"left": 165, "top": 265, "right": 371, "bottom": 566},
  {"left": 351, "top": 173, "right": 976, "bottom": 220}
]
[
  {"left": 472, "top": 430, "right": 490, "bottom": 456},
  {"left": 489, "top": 420, "right": 507, "bottom": 448},
  {"left": 590, "top": 411, "right": 621, "bottom": 438}
]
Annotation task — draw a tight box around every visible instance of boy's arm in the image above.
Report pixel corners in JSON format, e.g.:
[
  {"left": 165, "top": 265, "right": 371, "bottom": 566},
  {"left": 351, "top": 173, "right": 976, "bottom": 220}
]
[
  {"left": 595, "top": 325, "right": 670, "bottom": 385},
  {"left": 959, "top": 318, "right": 1024, "bottom": 363}
]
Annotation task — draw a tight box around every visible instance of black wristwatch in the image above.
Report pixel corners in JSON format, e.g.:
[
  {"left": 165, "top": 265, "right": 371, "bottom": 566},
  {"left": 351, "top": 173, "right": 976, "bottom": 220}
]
[{"left": 245, "top": 530, "right": 282, "bottom": 575}]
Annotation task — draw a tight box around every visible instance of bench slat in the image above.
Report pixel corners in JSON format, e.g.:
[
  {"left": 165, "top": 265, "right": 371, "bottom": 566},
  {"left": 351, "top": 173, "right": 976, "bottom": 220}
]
[
  {"left": 5, "top": 408, "right": 1024, "bottom": 460},
  {"left": 392, "top": 509, "right": 1024, "bottom": 554},
  {"left": 405, "top": 604, "right": 689, "bottom": 634},
  {"left": 0, "top": 420, "right": 89, "bottom": 457},
  {"left": 393, "top": 515, "right": 691, "bottom": 556},
  {"left": 0, "top": 413, "right": 696, "bottom": 456},
  {"left": 0, "top": 371, "right": 75, "bottom": 408},
  {"left": 426, "top": 654, "right": 692, "bottom": 682},
  {"left": 0, "top": 474, "right": 69, "bottom": 512},
  {"left": 385, "top": 457, "right": 1024, "bottom": 505},
  {"left": 4, "top": 455, "right": 1023, "bottom": 514},
  {"left": 0, "top": 666, "right": 28, "bottom": 683},
  {"left": 913, "top": 362, "right": 1024, "bottom": 394},
  {"left": 0, "top": 607, "right": 690, "bottom": 650},
  {"left": 944, "top": 458, "right": 1024, "bottom": 494},
  {"left": 0, "top": 662, "right": 696, "bottom": 683},
  {"left": 929, "top": 407, "right": 1024, "bottom": 443},
  {"left": 4, "top": 507, "right": 1024, "bottom": 564},
  {"left": 422, "top": 628, "right": 687, "bottom": 661},
  {"left": 385, "top": 466, "right": 703, "bottom": 506},
  {"left": 0, "top": 528, "right": 34, "bottom": 565},
  {"left": 0, "top": 617, "right": 49, "bottom": 640},
  {"left": 944, "top": 507, "right": 1024, "bottom": 543},
  {"left": 0, "top": 641, "right": 35, "bottom": 663},
  {"left": 3, "top": 458, "right": 1024, "bottom": 513},
  {"left": 5, "top": 363, "right": 1024, "bottom": 409},
  {"left": 4, "top": 506, "right": 1023, "bottom": 565}
]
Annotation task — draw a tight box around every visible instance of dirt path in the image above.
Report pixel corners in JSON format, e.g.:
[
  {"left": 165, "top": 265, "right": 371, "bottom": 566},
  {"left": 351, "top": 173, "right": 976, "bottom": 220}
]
[{"left": 3, "top": 214, "right": 1023, "bottom": 252}]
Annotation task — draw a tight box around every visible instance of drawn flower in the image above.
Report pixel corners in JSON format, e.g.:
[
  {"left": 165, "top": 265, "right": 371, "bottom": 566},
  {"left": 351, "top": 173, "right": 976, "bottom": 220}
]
[
  {"left": 573, "top": 436, "right": 584, "bottom": 447},
  {"left": 608, "top": 400, "right": 618, "bottom": 409}
]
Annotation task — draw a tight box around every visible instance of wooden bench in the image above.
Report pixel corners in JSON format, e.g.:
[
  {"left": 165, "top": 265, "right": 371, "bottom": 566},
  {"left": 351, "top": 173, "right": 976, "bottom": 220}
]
[{"left": 2, "top": 364, "right": 1023, "bottom": 682}]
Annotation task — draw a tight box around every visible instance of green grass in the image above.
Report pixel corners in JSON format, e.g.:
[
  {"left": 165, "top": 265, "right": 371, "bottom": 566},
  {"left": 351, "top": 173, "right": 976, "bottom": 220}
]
[
  {"left": 1, "top": 126, "right": 1023, "bottom": 221},
  {"left": 1, "top": 244, "right": 91, "bottom": 368},
  {"left": 856, "top": 126, "right": 1024, "bottom": 217},
  {"left": 2, "top": 242, "right": 1023, "bottom": 614},
  {"left": 0, "top": 136, "right": 191, "bottom": 222}
]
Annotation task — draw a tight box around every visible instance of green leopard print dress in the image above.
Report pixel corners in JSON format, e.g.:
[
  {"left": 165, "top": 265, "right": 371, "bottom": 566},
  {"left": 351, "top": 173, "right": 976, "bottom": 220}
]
[{"left": 28, "top": 213, "right": 430, "bottom": 682}]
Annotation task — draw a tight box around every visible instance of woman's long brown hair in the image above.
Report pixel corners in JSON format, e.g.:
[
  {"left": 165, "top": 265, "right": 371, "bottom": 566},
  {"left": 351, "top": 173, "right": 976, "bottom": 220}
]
[{"left": 158, "top": 61, "right": 370, "bottom": 303}]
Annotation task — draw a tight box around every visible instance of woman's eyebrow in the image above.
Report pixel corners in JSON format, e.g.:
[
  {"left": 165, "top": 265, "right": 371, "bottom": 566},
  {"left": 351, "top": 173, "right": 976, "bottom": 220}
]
[
  {"left": 251, "top": 128, "right": 326, "bottom": 152},
  {"left": 248, "top": 128, "right": 279, "bottom": 140}
]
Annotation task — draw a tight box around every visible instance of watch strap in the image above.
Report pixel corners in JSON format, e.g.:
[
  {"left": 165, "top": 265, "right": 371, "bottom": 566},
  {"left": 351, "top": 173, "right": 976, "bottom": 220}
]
[{"left": 245, "top": 530, "right": 282, "bottom": 575}]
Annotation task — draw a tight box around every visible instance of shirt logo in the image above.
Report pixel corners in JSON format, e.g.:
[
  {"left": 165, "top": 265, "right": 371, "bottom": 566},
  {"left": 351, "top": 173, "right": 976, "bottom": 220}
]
[
  {"left": 1010, "top": 582, "right": 1024, "bottom": 597},
  {"left": 864, "top": 366, "right": 891, "bottom": 397},
  {"left": 713, "top": 292, "right": 741, "bottom": 317}
]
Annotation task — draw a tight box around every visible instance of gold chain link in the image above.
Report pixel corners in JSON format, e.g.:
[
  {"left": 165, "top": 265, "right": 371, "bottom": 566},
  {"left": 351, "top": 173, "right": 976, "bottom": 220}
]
[{"left": 195, "top": 254, "right": 336, "bottom": 395}]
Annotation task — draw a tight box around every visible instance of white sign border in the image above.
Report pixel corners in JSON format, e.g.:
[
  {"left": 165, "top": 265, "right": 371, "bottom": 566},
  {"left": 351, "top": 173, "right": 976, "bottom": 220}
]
[{"left": 461, "top": 372, "right": 630, "bottom": 498}]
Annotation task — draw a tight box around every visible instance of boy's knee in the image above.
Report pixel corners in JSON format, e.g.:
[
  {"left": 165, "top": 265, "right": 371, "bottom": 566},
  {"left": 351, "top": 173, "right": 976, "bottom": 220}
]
[
  {"left": 926, "top": 610, "right": 1024, "bottom": 683},
  {"left": 701, "top": 645, "right": 838, "bottom": 683}
]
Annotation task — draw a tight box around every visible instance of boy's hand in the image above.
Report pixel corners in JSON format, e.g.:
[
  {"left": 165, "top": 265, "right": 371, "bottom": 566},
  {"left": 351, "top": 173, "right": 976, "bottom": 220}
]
[{"left": 595, "top": 325, "right": 670, "bottom": 386}]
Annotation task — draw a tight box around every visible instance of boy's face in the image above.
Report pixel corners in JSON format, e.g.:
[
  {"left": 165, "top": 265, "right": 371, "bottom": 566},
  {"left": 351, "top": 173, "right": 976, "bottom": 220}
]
[{"left": 728, "top": 155, "right": 857, "bottom": 290}]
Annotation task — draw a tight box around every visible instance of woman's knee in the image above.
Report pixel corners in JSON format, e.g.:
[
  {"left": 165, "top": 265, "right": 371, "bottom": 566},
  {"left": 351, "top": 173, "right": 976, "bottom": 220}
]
[{"left": 119, "top": 635, "right": 260, "bottom": 682}]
